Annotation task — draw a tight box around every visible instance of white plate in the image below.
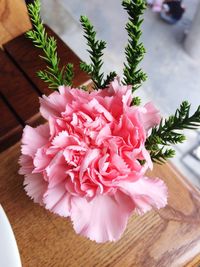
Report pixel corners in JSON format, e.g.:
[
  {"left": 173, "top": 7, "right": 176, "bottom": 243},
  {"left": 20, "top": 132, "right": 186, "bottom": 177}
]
[{"left": 0, "top": 205, "right": 22, "bottom": 267}]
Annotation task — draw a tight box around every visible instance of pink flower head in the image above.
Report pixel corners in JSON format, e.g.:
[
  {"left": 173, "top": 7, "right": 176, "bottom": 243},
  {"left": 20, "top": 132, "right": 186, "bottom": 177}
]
[{"left": 19, "top": 78, "right": 167, "bottom": 243}]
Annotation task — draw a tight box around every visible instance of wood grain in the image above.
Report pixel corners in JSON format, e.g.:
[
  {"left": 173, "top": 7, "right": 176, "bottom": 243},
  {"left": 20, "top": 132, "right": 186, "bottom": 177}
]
[
  {"left": 0, "top": 143, "right": 200, "bottom": 267},
  {"left": 0, "top": 49, "right": 41, "bottom": 126},
  {"left": 0, "top": 0, "right": 31, "bottom": 45},
  {"left": 0, "top": 97, "right": 22, "bottom": 152},
  {"left": 4, "top": 25, "right": 90, "bottom": 95}
]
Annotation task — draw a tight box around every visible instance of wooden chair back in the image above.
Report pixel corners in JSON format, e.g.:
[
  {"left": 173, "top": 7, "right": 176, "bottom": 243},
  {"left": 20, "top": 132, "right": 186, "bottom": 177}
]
[{"left": 0, "top": 1, "right": 88, "bottom": 152}]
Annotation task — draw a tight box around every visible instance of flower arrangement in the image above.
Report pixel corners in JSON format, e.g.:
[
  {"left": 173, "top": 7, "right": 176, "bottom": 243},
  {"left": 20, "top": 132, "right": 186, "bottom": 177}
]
[{"left": 19, "top": 0, "right": 200, "bottom": 243}]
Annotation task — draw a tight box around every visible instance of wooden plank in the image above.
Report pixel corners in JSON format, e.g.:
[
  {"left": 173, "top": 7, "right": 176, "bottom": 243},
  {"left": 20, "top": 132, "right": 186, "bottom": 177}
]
[
  {"left": 0, "top": 142, "right": 200, "bottom": 267},
  {"left": 0, "top": 0, "right": 32, "bottom": 46},
  {"left": 0, "top": 49, "right": 41, "bottom": 126},
  {"left": 4, "top": 26, "right": 90, "bottom": 95},
  {"left": 0, "top": 97, "right": 22, "bottom": 152}
]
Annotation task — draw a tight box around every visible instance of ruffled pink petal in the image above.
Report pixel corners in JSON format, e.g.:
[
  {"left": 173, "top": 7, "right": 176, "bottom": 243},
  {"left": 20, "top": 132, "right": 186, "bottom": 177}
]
[
  {"left": 43, "top": 182, "right": 71, "bottom": 217},
  {"left": 79, "top": 149, "right": 100, "bottom": 180},
  {"left": 95, "top": 124, "right": 111, "bottom": 146},
  {"left": 52, "top": 131, "right": 80, "bottom": 148},
  {"left": 45, "top": 152, "right": 67, "bottom": 188},
  {"left": 119, "top": 176, "right": 168, "bottom": 215},
  {"left": 103, "top": 78, "right": 132, "bottom": 118},
  {"left": 49, "top": 116, "right": 59, "bottom": 139},
  {"left": 140, "top": 102, "right": 161, "bottom": 132},
  {"left": 141, "top": 148, "right": 153, "bottom": 170},
  {"left": 71, "top": 191, "right": 134, "bottom": 243},
  {"left": 21, "top": 124, "right": 49, "bottom": 157},
  {"left": 40, "top": 86, "right": 73, "bottom": 119},
  {"left": 70, "top": 87, "right": 93, "bottom": 103},
  {"left": 111, "top": 153, "right": 130, "bottom": 174},
  {"left": 122, "top": 90, "right": 132, "bottom": 107},
  {"left": 88, "top": 99, "right": 114, "bottom": 122},
  {"left": 33, "top": 147, "right": 52, "bottom": 173},
  {"left": 110, "top": 77, "right": 131, "bottom": 100},
  {"left": 18, "top": 155, "right": 34, "bottom": 175},
  {"left": 24, "top": 173, "right": 47, "bottom": 204}
]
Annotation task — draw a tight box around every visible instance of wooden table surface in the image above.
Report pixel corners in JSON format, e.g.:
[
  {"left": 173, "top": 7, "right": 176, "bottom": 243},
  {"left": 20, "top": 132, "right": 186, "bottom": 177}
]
[{"left": 0, "top": 143, "right": 200, "bottom": 267}]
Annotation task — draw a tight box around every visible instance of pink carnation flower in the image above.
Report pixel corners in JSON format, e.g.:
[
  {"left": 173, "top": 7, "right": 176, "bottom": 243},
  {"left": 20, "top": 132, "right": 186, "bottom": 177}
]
[{"left": 19, "top": 78, "right": 167, "bottom": 243}]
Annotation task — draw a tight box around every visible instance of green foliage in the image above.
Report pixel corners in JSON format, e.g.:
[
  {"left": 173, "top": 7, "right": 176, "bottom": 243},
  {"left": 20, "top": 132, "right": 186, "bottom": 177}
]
[
  {"left": 146, "top": 101, "right": 200, "bottom": 163},
  {"left": 131, "top": 96, "right": 141, "bottom": 106},
  {"left": 27, "top": 0, "right": 74, "bottom": 89},
  {"left": 64, "top": 63, "right": 74, "bottom": 86},
  {"left": 122, "top": 0, "right": 147, "bottom": 93},
  {"left": 80, "top": 15, "right": 116, "bottom": 89},
  {"left": 101, "top": 72, "right": 117, "bottom": 89},
  {"left": 150, "top": 147, "right": 176, "bottom": 164}
]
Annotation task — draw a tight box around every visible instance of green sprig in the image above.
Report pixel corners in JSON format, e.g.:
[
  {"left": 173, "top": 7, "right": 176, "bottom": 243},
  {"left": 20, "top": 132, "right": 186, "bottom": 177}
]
[
  {"left": 131, "top": 96, "right": 141, "bottom": 106},
  {"left": 150, "top": 147, "right": 176, "bottom": 164},
  {"left": 122, "top": 0, "right": 147, "bottom": 93},
  {"left": 27, "top": 0, "right": 74, "bottom": 89},
  {"left": 80, "top": 15, "right": 116, "bottom": 89},
  {"left": 146, "top": 101, "right": 200, "bottom": 163}
]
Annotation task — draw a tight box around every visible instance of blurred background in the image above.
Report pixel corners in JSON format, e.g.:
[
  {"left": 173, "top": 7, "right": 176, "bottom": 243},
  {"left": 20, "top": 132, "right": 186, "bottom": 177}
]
[{"left": 39, "top": 0, "right": 200, "bottom": 187}]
